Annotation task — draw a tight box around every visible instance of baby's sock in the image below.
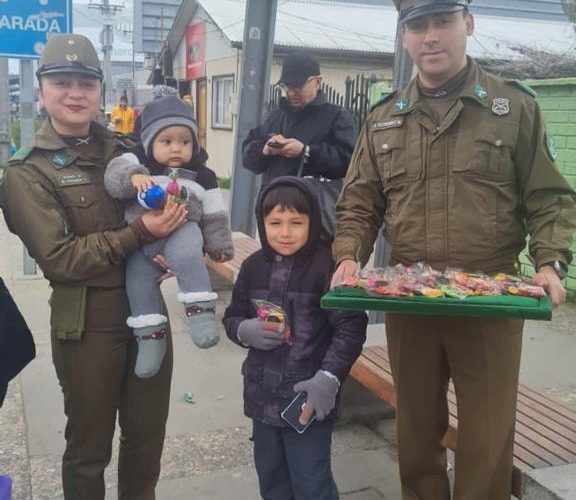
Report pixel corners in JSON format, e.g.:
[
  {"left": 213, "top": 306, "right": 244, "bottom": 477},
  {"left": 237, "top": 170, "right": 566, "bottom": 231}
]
[
  {"left": 185, "top": 301, "right": 219, "bottom": 348},
  {"left": 128, "top": 315, "right": 168, "bottom": 378}
]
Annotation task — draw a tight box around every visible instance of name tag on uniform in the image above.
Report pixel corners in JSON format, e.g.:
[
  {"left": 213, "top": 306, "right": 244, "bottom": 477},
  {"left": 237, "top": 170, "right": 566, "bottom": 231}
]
[
  {"left": 372, "top": 117, "right": 404, "bottom": 131},
  {"left": 58, "top": 173, "right": 91, "bottom": 186}
]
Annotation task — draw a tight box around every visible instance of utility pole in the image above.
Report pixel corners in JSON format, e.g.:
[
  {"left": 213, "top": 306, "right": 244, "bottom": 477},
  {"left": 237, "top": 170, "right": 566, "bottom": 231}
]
[
  {"left": 229, "top": 0, "right": 278, "bottom": 236},
  {"left": 0, "top": 58, "right": 10, "bottom": 166},
  {"left": 90, "top": 0, "right": 123, "bottom": 108},
  {"left": 19, "top": 59, "right": 37, "bottom": 275},
  {"left": 158, "top": 6, "right": 165, "bottom": 77},
  {"left": 120, "top": 25, "right": 136, "bottom": 103}
]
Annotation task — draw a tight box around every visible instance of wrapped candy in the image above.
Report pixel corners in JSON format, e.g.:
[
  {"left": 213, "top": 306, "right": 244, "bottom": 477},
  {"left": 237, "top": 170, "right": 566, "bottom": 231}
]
[
  {"left": 137, "top": 171, "right": 189, "bottom": 211},
  {"left": 164, "top": 171, "right": 189, "bottom": 209},
  {"left": 252, "top": 299, "right": 292, "bottom": 344},
  {"left": 494, "top": 274, "right": 546, "bottom": 298},
  {"left": 336, "top": 263, "right": 546, "bottom": 300}
]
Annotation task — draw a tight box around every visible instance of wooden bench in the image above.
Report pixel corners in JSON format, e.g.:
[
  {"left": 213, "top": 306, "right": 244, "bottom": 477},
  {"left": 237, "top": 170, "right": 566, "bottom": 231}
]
[
  {"left": 351, "top": 345, "right": 576, "bottom": 498},
  {"left": 206, "top": 233, "right": 261, "bottom": 283}
]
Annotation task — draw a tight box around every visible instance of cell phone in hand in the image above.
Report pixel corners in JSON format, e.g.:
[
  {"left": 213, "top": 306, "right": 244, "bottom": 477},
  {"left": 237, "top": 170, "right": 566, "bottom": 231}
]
[
  {"left": 281, "top": 392, "right": 316, "bottom": 434},
  {"left": 267, "top": 140, "right": 284, "bottom": 149}
]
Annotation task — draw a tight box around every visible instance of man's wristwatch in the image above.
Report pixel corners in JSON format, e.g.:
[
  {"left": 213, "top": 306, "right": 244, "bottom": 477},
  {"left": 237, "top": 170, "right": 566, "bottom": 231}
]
[{"left": 540, "top": 260, "right": 568, "bottom": 280}]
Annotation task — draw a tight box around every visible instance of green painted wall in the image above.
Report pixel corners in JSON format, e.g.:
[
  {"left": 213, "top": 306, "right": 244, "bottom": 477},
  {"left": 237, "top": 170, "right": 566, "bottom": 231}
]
[{"left": 519, "top": 79, "right": 576, "bottom": 296}]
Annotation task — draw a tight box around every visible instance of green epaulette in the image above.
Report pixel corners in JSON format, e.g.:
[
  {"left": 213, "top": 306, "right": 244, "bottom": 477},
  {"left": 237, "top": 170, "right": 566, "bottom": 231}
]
[
  {"left": 8, "top": 146, "right": 34, "bottom": 164},
  {"left": 507, "top": 80, "right": 537, "bottom": 98},
  {"left": 370, "top": 90, "right": 398, "bottom": 112}
]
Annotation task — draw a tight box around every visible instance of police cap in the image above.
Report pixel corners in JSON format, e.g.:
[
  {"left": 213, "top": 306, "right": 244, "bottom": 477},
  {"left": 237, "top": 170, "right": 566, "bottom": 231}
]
[
  {"left": 36, "top": 34, "right": 103, "bottom": 80},
  {"left": 393, "top": 0, "right": 471, "bottom": 24}
]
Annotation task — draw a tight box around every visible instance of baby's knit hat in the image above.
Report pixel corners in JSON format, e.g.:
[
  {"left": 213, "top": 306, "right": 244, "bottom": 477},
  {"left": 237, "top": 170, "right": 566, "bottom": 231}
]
[{"left": 141, "top": 95, "right": 199, "bottom": 155}]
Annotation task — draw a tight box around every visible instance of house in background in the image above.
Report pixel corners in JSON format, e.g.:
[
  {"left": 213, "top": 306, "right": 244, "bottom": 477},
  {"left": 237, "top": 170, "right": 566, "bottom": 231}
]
[{"left": 154, "top": 0, "right": 574, "bottom": 179}]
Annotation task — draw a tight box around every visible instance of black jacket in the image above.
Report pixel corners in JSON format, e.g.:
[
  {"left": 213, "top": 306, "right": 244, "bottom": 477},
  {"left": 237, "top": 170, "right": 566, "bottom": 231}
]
[
  {"left": 223, "top": 177, "right": 367, "bottom": 426},
  {"left": 242, "top": 92, "right": 358, "bottom": 187},
  {"left": 0, "top": 278, "right": 35, "bottom": 407}
]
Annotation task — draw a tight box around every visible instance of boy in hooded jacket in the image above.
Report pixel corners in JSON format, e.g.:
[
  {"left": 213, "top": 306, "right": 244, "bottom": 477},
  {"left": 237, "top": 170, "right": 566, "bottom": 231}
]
[{"left": 223, "top": 176, "right": 367, "bottom": 500}]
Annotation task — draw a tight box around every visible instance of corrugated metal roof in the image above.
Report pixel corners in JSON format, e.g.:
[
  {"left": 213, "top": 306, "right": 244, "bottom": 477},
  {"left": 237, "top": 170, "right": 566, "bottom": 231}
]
[
  {"left": 198, "top": 0, "right": 574, "bottom": 59},
  {"left": 325, "top": 0, "right": 568, "bottom": 22}
]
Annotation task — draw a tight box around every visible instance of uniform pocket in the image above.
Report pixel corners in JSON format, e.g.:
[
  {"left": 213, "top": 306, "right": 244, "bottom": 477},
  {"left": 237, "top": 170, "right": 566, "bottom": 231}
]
[
  {"left": 453, "top": 122, "right": 518, "bottom": 179},
  {"left": 50, "top": 284, "right": 87, "bottom": 340},
  {"left": 374, "top": 130, "right": 420, "bottom": 184},
  {"left": 58, "top": 186, "right": 102, "bottom": 235}
]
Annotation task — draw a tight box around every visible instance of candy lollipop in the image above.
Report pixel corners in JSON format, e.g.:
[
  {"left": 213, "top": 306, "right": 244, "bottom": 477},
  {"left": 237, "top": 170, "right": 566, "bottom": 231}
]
[{"left": 164, "top": 171, "right": 189, "bottom": 209}]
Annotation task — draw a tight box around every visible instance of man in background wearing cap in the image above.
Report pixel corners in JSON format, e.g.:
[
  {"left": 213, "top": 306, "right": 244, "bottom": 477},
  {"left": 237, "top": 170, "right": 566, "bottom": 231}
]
[
  {"left": 242, "top": 52, "right": 357, "bottom": 189},
  {"left": 0, "top": 34, "right": 187, "bottom": 499},
  {"left": 332, "top": 1, "right": 576, "bottom": 498}
]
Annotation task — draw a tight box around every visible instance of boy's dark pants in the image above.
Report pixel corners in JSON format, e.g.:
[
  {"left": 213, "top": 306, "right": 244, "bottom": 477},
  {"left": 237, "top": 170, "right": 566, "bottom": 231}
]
[
  {"left": 386, "top": 313, "right": 523, "bottom": 500},
  {"left": 252, "top": 419, "right": 339, "bottom": 500},
  {"left": 51, "top": 287, "right": 173, "bottom": 500}
]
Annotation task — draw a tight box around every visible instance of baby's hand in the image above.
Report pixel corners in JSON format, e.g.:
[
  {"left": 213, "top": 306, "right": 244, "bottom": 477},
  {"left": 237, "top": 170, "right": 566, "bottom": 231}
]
[{"left": 131, "top": 174, "right": 155, "bottom": 193}]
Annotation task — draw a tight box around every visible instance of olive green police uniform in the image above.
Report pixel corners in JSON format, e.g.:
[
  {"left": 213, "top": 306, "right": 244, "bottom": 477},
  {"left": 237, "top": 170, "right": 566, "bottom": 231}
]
[
  {"left": 333, "top": 53, "right": 576, "bottom": 500},
  {"left": 0, "top": 34, "right": 173, "bottom": 500}
]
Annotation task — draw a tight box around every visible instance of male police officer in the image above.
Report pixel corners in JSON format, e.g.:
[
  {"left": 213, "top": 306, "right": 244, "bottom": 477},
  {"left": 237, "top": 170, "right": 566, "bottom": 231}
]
[
  {"left": 0, "top": 34, "right": 185, "bottom": 499},
  {"left": 332, "top": 1, "right": 576, "bottom": 498}
]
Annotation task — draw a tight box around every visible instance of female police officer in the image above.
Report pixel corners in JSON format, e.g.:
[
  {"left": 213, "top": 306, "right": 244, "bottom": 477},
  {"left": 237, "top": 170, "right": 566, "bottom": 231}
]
[{"left": 0, "top": 34, "right": 186, "bottom": 499}]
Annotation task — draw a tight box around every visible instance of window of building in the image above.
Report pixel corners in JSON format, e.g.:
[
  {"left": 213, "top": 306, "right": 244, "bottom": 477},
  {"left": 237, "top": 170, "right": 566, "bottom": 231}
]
[{"left": 212, "top": 75, "right": 234, "bottom": 129}]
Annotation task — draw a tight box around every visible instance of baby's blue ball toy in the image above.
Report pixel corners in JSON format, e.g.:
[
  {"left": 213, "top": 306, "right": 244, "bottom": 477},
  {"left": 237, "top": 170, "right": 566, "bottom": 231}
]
[{"left": 137, "top": 185, "right": 166, "bottom": 210}]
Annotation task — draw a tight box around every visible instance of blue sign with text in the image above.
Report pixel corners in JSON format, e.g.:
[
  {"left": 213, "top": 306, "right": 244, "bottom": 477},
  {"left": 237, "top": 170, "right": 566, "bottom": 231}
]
[{"left": 0, "top": 0, "right": 73, "bottom": 59}]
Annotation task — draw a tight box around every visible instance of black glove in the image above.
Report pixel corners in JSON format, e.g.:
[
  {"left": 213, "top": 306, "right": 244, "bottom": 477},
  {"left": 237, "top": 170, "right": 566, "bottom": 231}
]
[
  {"left": 293, "top": 370, "right": 340, "bottom": 421},
  {"left": 237, "top": 318, "right": 285, "bottom": 350}
]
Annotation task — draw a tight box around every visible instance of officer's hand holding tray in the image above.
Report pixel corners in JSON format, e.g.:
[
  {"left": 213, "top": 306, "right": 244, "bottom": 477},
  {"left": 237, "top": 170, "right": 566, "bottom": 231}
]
[{"left": 323, "top": 263, "right": 553, "bottom": 320}]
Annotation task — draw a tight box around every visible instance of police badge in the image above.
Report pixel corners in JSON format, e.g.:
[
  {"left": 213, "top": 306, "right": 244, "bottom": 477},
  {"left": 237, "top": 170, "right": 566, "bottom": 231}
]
[{"left": 492, "top": 98, "right": 510, "bottom": 116}]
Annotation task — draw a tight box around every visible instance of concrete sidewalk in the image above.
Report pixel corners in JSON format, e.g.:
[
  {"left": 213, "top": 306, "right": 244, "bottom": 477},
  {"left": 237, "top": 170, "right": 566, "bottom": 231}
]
[{"left": 1, "top": 215, "right": 576, "bottom": 500}]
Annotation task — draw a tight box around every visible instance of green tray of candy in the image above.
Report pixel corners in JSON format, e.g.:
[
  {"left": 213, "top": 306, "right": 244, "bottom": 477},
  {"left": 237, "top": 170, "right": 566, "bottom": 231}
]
[{"left": 321, "top": 288, "right": 552, "bottom": 321}]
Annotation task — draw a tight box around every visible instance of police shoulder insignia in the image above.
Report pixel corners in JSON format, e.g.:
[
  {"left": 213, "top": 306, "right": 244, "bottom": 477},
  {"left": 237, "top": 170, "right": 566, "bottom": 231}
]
[
  {"left": 508, "top": 80, "right": 537, "bottom": 98},
  {"left": 395, "top": 97, "right": 410, "bottom": 111},
  {"left": 545, "top": 132, "right": 558, "bottom": 162},
  {"left": 8, "top": 146, "right": 33, "bottom": 163},
  {"left": 473, "top": 84, "right": 488, "bottom": 100},
  {"left": 51, "top": 153, "right": 72, "bottom": 168}
]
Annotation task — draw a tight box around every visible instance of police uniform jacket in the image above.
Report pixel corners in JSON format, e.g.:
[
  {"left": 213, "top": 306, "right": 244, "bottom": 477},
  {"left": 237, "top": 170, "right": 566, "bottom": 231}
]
[
  {"left": 333, "top": 60, "right": 576, "bottom": 274},
  {"left": 0, "top": 120, "right": 140, "bottom": 288}
]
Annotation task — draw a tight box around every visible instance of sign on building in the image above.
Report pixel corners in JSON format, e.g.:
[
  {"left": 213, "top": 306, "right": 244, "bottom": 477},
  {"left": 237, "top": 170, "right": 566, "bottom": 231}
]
[
  {"left": 0, "top": 0, "right": 73, "bottom": 59},
  {"left": 186, "top": 22, "right": 205, "bottom": 81}
]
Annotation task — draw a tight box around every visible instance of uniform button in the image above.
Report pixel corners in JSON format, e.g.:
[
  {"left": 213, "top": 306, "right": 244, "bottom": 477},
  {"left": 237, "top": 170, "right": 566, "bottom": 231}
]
[
  {"left": 80, "top": 195, "right": 86, "bottom": 202},
  {"left": 495, "top": 139, "right": 502, "bottom": 147},
  {"left": 382, "top": 143, "right": 389, "bottom": 150}
]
